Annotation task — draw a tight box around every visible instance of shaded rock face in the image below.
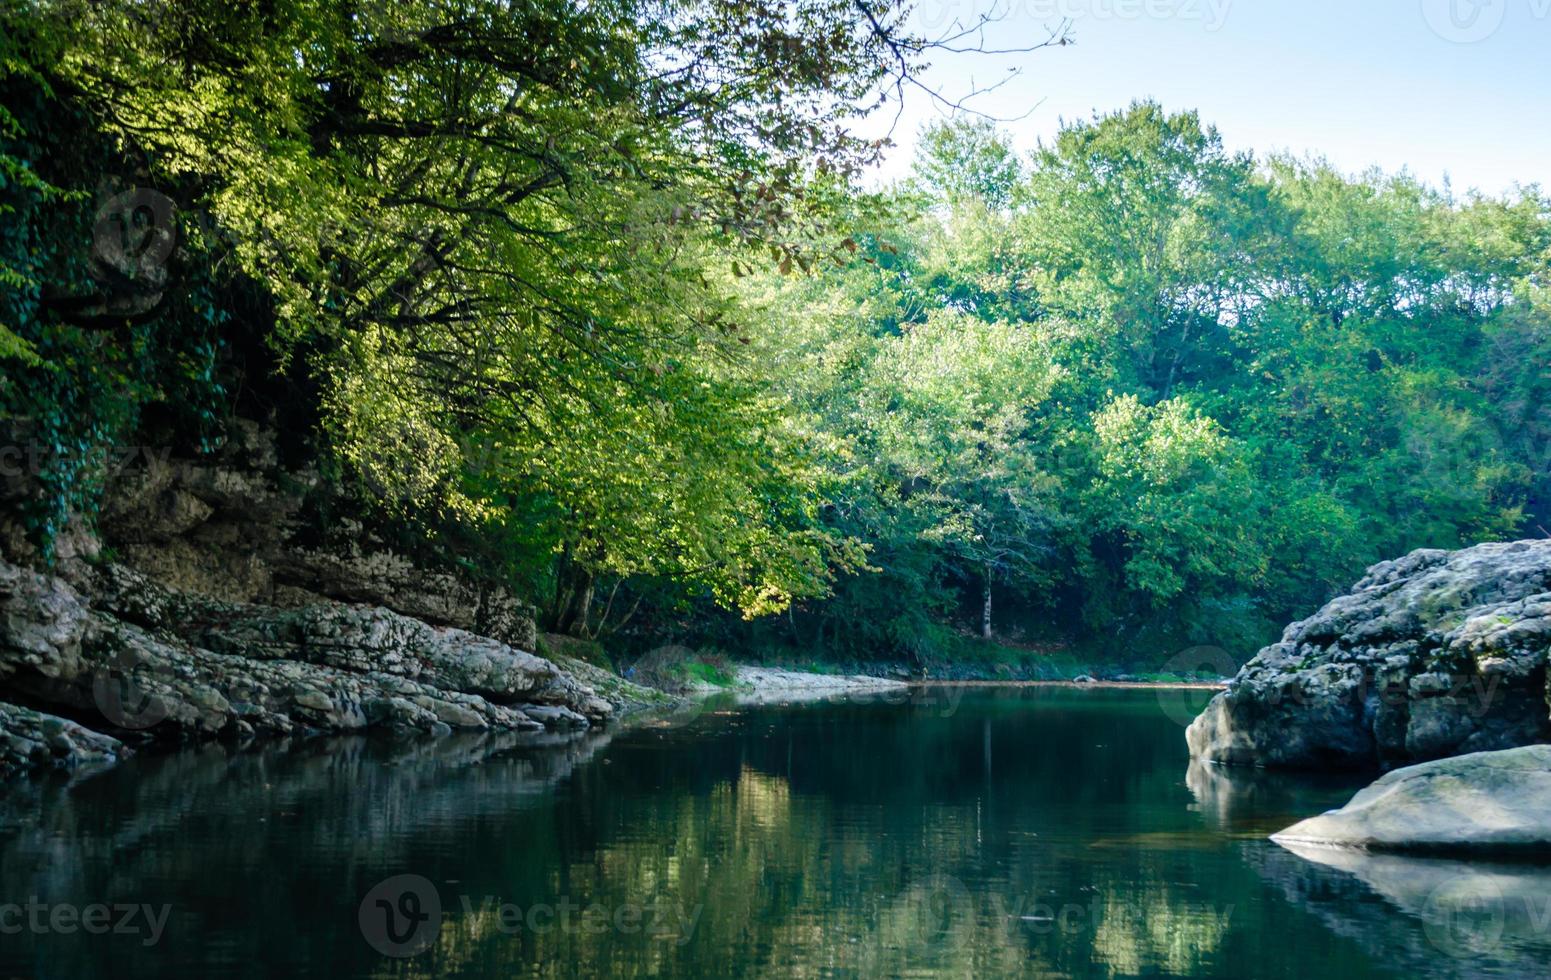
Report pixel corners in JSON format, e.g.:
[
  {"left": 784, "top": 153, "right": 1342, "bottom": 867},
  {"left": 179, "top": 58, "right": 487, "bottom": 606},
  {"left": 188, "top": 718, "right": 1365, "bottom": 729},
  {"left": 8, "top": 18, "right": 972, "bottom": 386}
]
[
  {"left": 1188, "top": 540, "right": 1551, "bottom": 770},
  {"left": 1271, "top": 745, "right": 1551, "bottom": 854},
  {"left": 79, "top": 420, "right": 538, "bottom": 649},
  {"left": 0, "top": 559, "right": 89, "bottom": 681},
  {"left": 271, "top": 545, "right": 539, "bottom": 652},
  {"left": 195, "top": 602, "right": 570, "bottom": 705}
]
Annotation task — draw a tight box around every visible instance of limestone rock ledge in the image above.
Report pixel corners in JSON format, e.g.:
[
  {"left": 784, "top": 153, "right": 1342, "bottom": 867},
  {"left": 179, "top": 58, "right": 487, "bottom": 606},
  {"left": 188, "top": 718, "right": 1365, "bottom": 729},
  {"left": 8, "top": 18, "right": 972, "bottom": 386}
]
[
  {"left": 0, "top": 557, "right": 623, "bottom": 779},
  {"left": 1187, "top": 540, "right": 1551, "bottom": 770}
]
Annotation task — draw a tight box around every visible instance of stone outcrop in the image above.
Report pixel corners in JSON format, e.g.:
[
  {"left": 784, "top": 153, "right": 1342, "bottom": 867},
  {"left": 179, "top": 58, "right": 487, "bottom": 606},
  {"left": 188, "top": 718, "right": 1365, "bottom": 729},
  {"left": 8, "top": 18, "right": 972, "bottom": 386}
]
[
  {"left": 0, "top": 555, "right": 624, "bottom": 777},
  {"left": 271, "top": 543, "right": 538, "bottom": 651},
  {"left": 1188, "top": 540, "right": 1551, "bottom": 770},
  {"left": 191, "top": 599, "right": 579, "bottom": 707},
  {"left": 1270, "top": 745, "right": 1551, "bottom": 854}
]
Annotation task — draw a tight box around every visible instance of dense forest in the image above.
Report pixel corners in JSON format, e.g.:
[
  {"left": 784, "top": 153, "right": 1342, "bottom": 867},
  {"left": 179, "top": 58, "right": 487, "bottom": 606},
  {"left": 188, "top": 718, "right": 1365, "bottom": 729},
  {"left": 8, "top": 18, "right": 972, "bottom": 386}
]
[{"left": 4, "top": 0, "right": 1550, "bottom": 670}]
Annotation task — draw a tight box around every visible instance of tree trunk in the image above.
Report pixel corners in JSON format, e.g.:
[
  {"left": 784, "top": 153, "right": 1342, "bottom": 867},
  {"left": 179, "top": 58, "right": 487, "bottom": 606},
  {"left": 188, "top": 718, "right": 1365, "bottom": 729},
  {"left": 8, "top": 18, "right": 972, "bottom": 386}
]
[
  {"left": 981, "top": 568, "right": 994, "bottom": 640},
  {"left": 568, "top": 574, "right": 594, "bottom": 637},
  {"left": 550, "top": 550, "right": 595, "bottom": 637}
]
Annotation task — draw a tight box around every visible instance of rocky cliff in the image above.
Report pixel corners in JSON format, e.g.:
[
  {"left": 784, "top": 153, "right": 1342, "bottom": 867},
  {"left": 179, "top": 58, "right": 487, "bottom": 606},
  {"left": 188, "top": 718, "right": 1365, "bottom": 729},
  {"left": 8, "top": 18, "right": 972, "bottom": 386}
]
[
  {"left": 0, "top": 424, "right": 647, "bottom": 778},
  {"left": 1188, "top": 540, "right": 1551, "bottom": 770}
]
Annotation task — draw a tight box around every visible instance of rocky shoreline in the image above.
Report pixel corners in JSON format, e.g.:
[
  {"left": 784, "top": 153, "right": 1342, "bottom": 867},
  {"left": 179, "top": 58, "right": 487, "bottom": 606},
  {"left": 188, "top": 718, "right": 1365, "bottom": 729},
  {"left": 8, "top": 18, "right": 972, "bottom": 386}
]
[
  {"left": 0, "top": 595, "right": 931, "bottom": 780},
  {"left": 1179, "top": 539, "right": 1551, "bottom": 863},
  {"left": 0, "top": 551, "right": 926, "bottom": 781},
  {"left": 0, "top": 423, "right": 664, "bottom": 780},
  {"left": 0, "top": 556, "right": 639, "bottom": 779}
]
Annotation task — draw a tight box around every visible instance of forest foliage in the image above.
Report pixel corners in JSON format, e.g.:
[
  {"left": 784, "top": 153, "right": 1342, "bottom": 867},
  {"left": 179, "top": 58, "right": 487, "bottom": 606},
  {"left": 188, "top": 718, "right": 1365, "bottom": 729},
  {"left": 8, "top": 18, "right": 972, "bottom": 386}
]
[
  {"left": 743, "top": 109, "right": 1551, "bottom": 659},
  {"left": 4, "top": 1, "right": 1549, "bottom": 664}
]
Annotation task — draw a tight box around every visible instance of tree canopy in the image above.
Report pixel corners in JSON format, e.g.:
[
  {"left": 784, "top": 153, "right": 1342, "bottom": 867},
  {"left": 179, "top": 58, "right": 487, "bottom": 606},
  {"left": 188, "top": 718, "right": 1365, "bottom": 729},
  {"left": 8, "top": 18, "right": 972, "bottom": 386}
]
[
  {"left": 4, "top": 1, "right": 1549, "bottom": 666},
  {"left": 734, "top": 103, "right": 1551, "bottom": 660}
]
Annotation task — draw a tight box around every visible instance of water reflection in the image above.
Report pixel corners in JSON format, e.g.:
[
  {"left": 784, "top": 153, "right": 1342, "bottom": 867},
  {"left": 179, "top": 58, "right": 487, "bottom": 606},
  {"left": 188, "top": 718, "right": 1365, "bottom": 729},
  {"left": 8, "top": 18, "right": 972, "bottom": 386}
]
[
  {"left": 1190, "top": 757, "right": 1551, "bottom": 979},
  {"left": 1, "top": 689, "right": 1548, "bottom": 978},
  {"left": 1277, "top": 843, "right": 1551, "bottom": 954},
  {"left": 1184, "top": 757, "right": 1366, "bottom": 833}
]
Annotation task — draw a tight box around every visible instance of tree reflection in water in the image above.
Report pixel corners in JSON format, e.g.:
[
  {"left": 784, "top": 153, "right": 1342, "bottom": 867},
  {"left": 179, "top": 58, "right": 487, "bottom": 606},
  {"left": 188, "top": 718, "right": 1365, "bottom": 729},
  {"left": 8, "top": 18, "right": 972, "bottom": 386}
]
[{"left": 2, "top": 689, "right": 1548, "bottom": 978}]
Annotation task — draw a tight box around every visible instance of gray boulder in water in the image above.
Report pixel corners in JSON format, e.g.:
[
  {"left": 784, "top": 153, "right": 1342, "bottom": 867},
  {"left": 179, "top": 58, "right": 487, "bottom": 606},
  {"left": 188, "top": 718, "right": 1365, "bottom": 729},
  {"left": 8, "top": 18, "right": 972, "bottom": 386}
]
[
  {"left": 1188, "top": 540, "right": 1551, "bottom": 770},
  {"left": 1271, "top": 745, "right": 1551, "bottom": 854}
]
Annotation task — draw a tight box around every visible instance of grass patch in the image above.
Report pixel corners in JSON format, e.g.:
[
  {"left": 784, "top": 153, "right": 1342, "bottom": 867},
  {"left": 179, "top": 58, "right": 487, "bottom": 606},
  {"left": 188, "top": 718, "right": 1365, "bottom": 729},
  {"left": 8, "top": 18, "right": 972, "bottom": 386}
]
[
  {"left": 627, "top": 646, "right": 740, "bottom": 692},
  {"left": 681, "top": 659, "right": 737, "bottom": 687}
]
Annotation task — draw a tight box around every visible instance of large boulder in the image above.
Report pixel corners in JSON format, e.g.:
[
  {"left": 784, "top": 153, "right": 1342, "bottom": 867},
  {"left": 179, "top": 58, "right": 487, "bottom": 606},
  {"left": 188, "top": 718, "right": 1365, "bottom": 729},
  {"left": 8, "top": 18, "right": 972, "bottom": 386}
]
[
  {"left": 91, "top": 563, "right": 604, "bottom": 715},
  {"left": 1270, "top": 745, "right": 1551, "bottom": 854},
  {"left": 0, "top": 560, "right": 90, "bottom": 682},
  {"left": 1188, "top": 540, "right": 1551, "bottom": 770},
  {"left": 14, "top": 616, "right": 570, "bottom": 739}
]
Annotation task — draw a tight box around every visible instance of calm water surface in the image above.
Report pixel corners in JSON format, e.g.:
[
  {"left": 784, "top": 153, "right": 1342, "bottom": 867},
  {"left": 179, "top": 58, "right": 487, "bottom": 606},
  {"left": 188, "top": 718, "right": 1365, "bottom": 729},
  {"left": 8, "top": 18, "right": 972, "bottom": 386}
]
[{"left": 3, "top": 687, "right": 1550, "bottom": 978}]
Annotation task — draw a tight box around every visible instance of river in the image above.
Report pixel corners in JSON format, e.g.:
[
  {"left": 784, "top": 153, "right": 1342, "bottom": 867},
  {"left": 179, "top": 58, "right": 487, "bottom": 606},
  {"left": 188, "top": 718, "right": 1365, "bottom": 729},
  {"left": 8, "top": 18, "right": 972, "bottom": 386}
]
[{"left": 2, "top": 687, "right": 1549, "bottom": 977}]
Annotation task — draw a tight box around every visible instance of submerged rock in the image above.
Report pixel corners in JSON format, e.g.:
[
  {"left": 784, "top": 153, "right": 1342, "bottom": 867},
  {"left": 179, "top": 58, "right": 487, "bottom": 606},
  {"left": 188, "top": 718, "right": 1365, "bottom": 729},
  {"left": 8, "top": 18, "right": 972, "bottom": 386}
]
[
  {"left": 1188, "top": 540, "right": 1551, "bottom": 770},
  {"left": 1270, "top": 745, "right": 1551, "bottom": 854}
]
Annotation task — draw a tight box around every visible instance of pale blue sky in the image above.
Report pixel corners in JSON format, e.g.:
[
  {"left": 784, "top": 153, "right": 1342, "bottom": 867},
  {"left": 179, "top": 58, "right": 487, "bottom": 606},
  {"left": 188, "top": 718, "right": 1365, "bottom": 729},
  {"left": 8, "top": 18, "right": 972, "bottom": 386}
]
[{"left": 860, "top": 0, "right": 1551, "bottom": 196}]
